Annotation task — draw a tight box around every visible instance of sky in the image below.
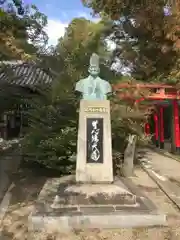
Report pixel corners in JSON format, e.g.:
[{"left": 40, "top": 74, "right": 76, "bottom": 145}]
[{"left": 27, "top": 0, "right": 98, "bottom": 46}]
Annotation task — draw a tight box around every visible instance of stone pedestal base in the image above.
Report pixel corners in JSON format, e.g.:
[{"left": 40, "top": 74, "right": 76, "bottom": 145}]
[
  {"left": 29, "top": 176, "right": 166, "bottom": 232},
  {"left": 51, "top": 180, "right": 137, "bottom": 208},
  {"left": 76, "top": 100, "right": 113, "bottom": 183}
]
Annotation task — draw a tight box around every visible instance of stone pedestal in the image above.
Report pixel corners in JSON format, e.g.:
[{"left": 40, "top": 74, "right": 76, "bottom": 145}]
[
  {"left": 76, "top": 100, "right": 113, "bottom": 183},
  {"left": 29, "top": 176, "right": 166, "bottom": 232}
]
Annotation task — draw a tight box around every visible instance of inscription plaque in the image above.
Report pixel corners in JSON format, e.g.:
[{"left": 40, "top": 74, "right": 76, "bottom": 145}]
[
  {"left": 84, "top": 107, "right": 107, "bottom": 113},
  {"left": 86, "top": 118, "right": 103, "bottom": 163}
]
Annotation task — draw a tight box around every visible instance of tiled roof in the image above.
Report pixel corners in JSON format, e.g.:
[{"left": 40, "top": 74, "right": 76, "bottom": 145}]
[{"left": 0, "top": 61, "right": 53, "bottom": 86}]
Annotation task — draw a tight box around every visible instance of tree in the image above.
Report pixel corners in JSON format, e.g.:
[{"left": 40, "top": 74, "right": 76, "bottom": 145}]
[
  {"left": 56, "top": 17, "right": 120, "bottom": 89},
  {"left": 82, "top": 0, "right": 180, "bottom": 82},
  {"left": 0, "top": 0, "right": 48, "bottom": 61},
  {"left": 22, "top": 17, "right": 122, "bottom": 172}
]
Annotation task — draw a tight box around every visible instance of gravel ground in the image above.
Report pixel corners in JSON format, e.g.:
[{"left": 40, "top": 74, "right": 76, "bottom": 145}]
[{"left": 1, "top": 166, "right": 180, "bottom": 240}]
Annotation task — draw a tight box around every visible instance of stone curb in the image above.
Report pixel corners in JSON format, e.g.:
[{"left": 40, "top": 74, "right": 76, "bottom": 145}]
[
  {"left": 147, "top": 145, "right": 180, "bottom": 163},
  {"left": 140, "top": 162, "right": 180, "bottom": 212}
]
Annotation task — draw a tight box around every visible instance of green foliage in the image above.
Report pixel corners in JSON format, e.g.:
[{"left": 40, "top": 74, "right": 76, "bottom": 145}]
[
  {"left": 21, "top": 16, "right": 149, "bottom": 173},
  {"left": 111, "top": 101, "right": 147, "bottom": 149},
  {"left": 22, "top": 85, "right": 78, "bottom": 173},
  {"left": 21, "top": 17, "right": 121, "bottom": 172},
  {"left": 0, "top": 7, "right": 148, "bottom": 174},
  {"left": 0, "top": 0, "right": 48, "bottom": 60},
  {"left": 56, "top": 17, "right": 119, "bottom": 86},
  {"left": 82, "top": 0, "right": 180, "bottom": 82}
]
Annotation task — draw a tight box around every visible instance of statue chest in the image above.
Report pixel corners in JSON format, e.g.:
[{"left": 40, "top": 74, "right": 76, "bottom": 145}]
[{"left": 84, "top": 81, "right": 104, "bottom": 99}]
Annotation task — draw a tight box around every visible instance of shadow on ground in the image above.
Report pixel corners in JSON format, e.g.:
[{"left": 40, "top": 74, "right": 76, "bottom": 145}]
[
  {"left": 0, "top": 165, "right": 50, "bottom": 239},
  {"left": 136, "top": 149, "right": 149, "bottom": 162}
]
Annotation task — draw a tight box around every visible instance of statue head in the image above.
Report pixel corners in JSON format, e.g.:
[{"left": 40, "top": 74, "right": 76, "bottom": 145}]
[{"left": 88, "top": 53, "right": 100, "bottom": 77}]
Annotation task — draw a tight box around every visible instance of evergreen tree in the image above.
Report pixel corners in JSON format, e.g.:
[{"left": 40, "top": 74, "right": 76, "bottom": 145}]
[
  {"left": 82, "top": 0, "right": 180, "bottom": 82},
  {"left": 0, "top": 0, "right": 48, "bottom": 61}
]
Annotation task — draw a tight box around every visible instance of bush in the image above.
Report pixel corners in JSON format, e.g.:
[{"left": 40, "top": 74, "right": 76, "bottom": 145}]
[{"left": 22, "top": 88, "right": 78, "bottom": 174}]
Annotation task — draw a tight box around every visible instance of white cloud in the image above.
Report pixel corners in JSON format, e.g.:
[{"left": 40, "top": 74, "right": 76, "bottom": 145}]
[
  {"left": 77, "top": 11, "right": 90, "bottom": 19},
  {"left": 44, "top": 14, "right": 100, "bottom": 46},
  {"left": 92, "top": 17, "right": 101, "bottom": 23},
  {"left": 45, "top": 19, "right": 68, "bottom": 46}
]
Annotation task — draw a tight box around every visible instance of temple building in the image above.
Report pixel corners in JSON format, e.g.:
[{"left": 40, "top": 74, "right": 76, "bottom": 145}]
[{"left": 0, "top": 61, "right": 53, "bottom": 140}]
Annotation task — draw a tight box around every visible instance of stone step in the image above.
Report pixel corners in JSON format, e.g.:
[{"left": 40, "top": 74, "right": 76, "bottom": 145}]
[{"left": 29, "top": 212, "right": 166, "bottom": 231}]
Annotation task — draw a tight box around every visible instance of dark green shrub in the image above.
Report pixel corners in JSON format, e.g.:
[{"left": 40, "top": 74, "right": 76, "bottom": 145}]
[{"left": 22, "top": 88, "right": 78, "bottom": 174}]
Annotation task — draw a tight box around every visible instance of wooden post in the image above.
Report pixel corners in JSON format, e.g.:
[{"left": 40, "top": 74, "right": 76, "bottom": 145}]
[
  {"left": 172, "top": 100, "right": 180, "bottom": 153},
  {"left": 159, "top": 107, "right": 164, "bottom": 149},
  {"left": 154, "top": 113, "right": 159, "bottom": 147}
]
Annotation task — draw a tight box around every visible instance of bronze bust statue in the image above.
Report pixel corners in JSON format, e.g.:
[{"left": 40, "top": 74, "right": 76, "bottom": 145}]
[{"left": 75, "top": 53, "right": 112, "bottom": 100}]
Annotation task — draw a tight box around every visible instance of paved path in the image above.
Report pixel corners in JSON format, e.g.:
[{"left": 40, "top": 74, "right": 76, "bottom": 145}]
[
  {"left": 139, "top": 148, "right": 180, "bottom": 210},
  {"left": 139, "top": 148, "right": 180, "bottom": 180}
]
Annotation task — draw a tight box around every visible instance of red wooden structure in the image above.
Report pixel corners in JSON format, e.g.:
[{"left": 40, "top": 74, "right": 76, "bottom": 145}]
[{"left": 113, "top": 83, "right": 180, "bottom": 152}]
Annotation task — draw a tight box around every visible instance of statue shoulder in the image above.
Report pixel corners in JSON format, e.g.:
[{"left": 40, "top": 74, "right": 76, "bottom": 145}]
[
  {"left": 75, "top": 77, "right": 88, "bottom": 92},
  {"left": 98, "top": 78, "right": 112, "bottom": 93},
  {"left": 98, "top": 78, "right": 111, "bottom": 86},
  {"left": 77, "top": 77, "right": 89, "bottom": 84}
]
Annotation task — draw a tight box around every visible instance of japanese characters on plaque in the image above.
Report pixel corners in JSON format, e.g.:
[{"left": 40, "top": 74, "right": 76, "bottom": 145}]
[
  {"left": 86, "top": 118, "right": 103, "bottom": 163},
  {"left": 84, "top": 107, "right": 107, "bottom": 113}
]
